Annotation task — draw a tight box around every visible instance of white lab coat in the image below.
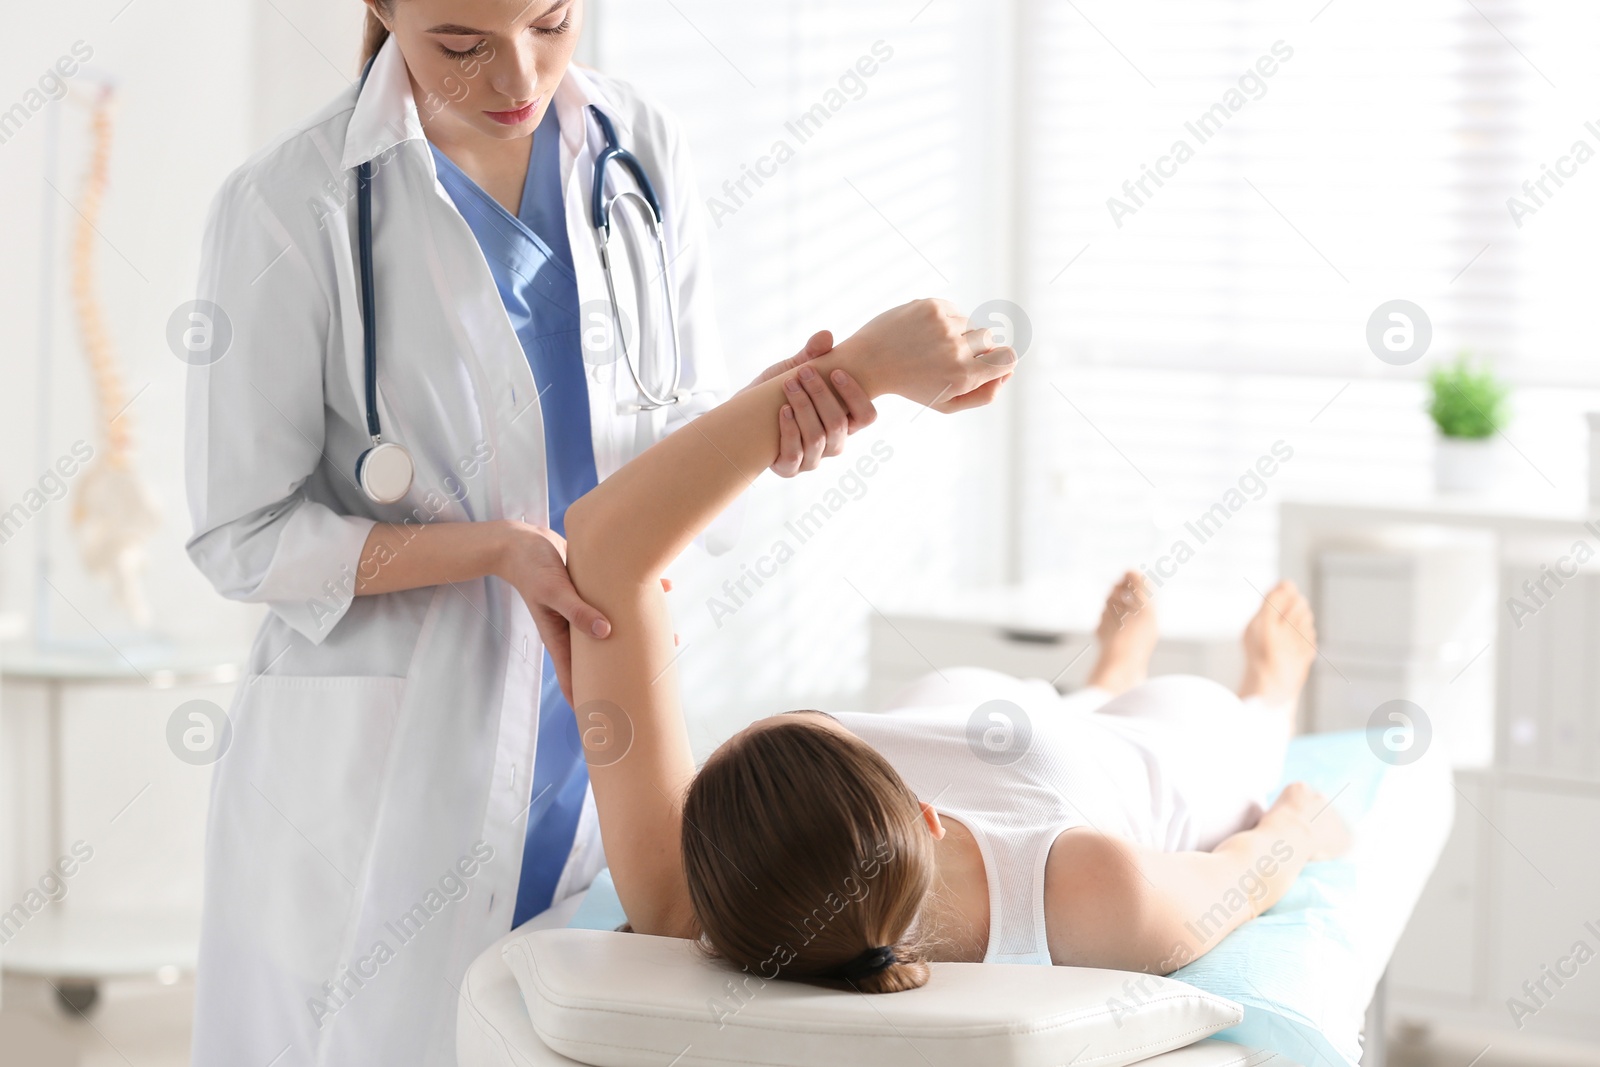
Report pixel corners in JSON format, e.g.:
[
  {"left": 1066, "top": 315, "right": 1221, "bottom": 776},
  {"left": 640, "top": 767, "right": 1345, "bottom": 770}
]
[{"left": 183, "top": 34, "right": 736, "bottom": 1067}]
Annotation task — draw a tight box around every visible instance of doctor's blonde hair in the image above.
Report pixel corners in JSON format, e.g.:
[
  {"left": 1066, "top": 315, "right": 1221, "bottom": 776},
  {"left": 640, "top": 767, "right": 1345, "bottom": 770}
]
[{"left": 680, "top": 713, "right": 936, "bottom": 994}]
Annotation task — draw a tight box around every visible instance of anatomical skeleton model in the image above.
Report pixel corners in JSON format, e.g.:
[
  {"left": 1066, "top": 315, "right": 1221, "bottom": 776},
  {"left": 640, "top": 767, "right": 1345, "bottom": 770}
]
[{"left": 67, "top": 84, "right": 161, "bottom": 629}]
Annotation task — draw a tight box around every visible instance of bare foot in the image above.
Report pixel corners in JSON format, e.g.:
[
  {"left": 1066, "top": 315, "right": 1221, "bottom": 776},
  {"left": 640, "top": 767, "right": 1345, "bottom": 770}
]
[
  {"left": 1086, "top": 571, "right": 1159, "bottom": 695},
  {"left": 1237, "top": 580, "right": 1317, "bottom": 709}
]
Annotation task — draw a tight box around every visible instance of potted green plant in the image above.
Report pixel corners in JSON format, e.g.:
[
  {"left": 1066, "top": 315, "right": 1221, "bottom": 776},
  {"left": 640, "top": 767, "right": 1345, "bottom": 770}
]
[{"left": 1427, "top": 353, "right": 1509, "bottom": 493}]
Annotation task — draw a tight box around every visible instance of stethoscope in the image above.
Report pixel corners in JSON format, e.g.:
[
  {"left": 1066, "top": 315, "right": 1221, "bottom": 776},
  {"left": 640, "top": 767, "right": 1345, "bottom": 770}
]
[
  {"left": 586, "top": 105, "right": 690, "bottom": 415},
  {"left": 351, "top": 60, "right": 689, "bottom": 504}
]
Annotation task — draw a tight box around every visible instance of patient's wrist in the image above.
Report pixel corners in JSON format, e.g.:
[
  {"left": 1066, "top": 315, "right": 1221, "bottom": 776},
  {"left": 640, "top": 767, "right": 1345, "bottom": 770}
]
[{"left": 814, "top": 337, "right": 886, "bottom": 400}]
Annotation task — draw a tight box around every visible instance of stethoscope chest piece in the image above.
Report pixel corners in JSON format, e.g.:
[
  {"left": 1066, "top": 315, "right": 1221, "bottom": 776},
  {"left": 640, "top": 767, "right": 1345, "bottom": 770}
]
[{"left": 356, "top": 440, "right": 414, "bottom": 504}]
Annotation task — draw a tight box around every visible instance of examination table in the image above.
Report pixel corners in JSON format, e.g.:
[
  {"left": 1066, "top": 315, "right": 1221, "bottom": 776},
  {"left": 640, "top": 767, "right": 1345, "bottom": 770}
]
[{"left": 458, "top": 728, "right": 1454, "bottom": 1067}]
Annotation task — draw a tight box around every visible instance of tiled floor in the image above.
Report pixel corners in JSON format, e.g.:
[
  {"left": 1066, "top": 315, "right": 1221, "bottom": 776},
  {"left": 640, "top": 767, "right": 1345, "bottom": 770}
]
[{"left": 1, "top": 977, "right": 1596, "bottom": 1067}]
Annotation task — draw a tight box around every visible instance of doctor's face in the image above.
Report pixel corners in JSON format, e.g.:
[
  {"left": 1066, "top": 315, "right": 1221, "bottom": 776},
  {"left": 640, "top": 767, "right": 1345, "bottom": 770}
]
[{"left": 370, "top": 0, "right": 584, "bottom": 142}]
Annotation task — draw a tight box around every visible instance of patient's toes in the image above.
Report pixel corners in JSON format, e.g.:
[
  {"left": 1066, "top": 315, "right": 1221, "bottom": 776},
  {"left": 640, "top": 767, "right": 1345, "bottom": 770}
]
[
  {"left": 1238, "top": 582, "right": 1317, "bottom": 706},
  {"left": 1265, "top": 579, "right": 1299, "bottom": 613},
  {"left": 1102, "top": 573, "right": 1157, "bottom": 640},
  {"left": 1088, "top": 571, "right": 1159, "bottom": 695},
  {"left": 1285, "top": 592, "right": 1317, "bottom": 642}
]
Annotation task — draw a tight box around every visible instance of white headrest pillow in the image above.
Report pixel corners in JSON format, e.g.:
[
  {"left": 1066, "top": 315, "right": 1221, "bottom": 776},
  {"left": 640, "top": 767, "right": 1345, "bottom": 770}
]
[{"left": 502, "top": 928, "right": 1244, "bottom": 1067}]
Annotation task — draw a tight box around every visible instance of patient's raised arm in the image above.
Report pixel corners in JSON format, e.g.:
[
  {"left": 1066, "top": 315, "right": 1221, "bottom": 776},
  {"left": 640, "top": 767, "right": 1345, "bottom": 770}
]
[
  {"left": 553, "top": 299, "right": 1014, "bottom": 938},
  {"left": 568, "top": 299, "right": 1014, "bottom": 583}
]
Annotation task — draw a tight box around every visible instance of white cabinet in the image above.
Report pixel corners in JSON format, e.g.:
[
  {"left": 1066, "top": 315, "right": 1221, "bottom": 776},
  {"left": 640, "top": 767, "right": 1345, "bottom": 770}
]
[
  {"left": 863, "top": 586, "right": 1241, "bottom": 710},
  {"left": 867, "top": 614, "right": 1094, "bottom": 708},
  {"left": 1316, "top": 543, "right": 1496, "bottom": 658},
  {"left": 1309, "top": 537, "right": 1497, "bottom": 768},
  {"left": 1387, "top": 771, "right": 1484, "bottom": 1004},
  {"left": 1497, "top": 558, "right": 1600, "bottom": 781},
  {"left": 1389, "top": 771, "right": 1600, "bottom": 1043},
  {"left": 1487, "top": 778, "right": 1600, "bottom": 1038},
  {"left": 1273, "top": 499, "right": 1600, "bottom": 1052}
]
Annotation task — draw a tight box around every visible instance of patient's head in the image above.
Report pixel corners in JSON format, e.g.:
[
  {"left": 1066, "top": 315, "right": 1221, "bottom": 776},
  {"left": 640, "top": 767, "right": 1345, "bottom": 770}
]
[{"left": 681, "top": 710, "right": 935, "bottom": 993}]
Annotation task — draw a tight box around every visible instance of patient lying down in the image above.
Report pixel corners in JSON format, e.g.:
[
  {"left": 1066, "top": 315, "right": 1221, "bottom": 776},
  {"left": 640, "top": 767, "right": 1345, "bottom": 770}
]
[{"left": 536, "top": 298, "right": 1351, "bottom": 995}]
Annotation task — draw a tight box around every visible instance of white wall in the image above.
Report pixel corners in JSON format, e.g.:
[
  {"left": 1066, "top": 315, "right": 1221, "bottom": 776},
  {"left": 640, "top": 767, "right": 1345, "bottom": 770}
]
[{"left": 249, "top": 0, "right": 368, "bottom": 150}]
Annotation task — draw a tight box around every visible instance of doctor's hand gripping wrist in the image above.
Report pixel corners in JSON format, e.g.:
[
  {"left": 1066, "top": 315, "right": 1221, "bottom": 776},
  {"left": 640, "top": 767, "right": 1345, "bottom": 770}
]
[{"left": 747, "top": 329, "right": 880, "bottom": 477}]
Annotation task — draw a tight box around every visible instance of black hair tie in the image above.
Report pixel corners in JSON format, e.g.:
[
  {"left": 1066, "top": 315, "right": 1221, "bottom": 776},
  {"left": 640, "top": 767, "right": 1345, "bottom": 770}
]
[{"left": 838, "top": 945, "right": 897, "bottom": 980}]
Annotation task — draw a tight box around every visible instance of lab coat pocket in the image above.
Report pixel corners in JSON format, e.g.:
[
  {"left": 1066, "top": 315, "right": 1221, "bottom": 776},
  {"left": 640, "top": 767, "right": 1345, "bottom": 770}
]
[{"left": 214, "top": 673, "right": 407, "bottom": 982}]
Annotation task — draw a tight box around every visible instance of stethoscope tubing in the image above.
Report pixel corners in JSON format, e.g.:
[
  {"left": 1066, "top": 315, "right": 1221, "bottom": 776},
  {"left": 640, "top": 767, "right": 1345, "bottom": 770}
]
[
  {"left": 357, "top": 155, "right": 381, "bottom": 442},
  {"left": 349, "top": 60, "right": 689, "bottom": 503}
]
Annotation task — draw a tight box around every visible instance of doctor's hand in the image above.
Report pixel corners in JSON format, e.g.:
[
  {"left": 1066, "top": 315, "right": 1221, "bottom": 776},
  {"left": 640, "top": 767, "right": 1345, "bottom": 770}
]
[
  {"left": 744, "top": 330, "right": 878, "bottom": 477},
  {"left": 494, "top": 521, "right": 674, "bottom": 706}
]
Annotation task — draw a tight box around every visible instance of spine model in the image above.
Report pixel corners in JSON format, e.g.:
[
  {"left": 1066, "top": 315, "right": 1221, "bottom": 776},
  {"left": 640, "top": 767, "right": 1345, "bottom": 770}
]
[{"left": 68, "top": 84, "right": 162, "bottom": 630}]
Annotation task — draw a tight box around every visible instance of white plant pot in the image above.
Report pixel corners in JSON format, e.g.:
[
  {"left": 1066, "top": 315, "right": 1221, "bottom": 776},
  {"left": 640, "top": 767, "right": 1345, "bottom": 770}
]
[{"left": 1434, "top": 434, "right": 1497, "bottom": 494}]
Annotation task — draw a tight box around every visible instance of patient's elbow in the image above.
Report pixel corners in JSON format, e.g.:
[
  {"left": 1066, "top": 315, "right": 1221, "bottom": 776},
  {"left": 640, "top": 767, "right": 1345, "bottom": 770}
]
[
  {"left": 562, "top": 492, "right": 603, "bottom": 561},
  {"left": 563, "top": 493, "right": 624, "bottom": 584},
  {"left": 562, "top": 495, "right": 603, "bottom": 591},
  {"left": 563, "top": 490, "right": 656, "bottom": 593}
]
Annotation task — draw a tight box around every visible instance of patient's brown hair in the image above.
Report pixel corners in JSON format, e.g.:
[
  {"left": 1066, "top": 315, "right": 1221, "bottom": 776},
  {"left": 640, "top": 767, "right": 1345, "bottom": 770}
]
[{"left": 681, "top": 712, "right": 935, "bottom": 994}]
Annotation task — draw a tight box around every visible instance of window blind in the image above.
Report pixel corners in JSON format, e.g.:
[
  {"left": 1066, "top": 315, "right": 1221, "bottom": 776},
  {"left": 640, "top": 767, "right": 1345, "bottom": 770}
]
[
  {"left": 1017, "top": 0, "right": 1600, "bottom": 383},
  {"left": 592, "top": 0, "right": 1010, "bottom": 735},
  {"left": 1014, "top": 0, "right": 1600, "bottom": 607}
]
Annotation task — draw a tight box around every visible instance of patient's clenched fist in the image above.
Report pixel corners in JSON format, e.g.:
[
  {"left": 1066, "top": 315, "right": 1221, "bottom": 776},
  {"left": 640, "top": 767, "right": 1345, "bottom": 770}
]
[
  {"left": 839, "top": 298, "right": 1016, "bottom": 409},
  {"left": 1270, "top": 781, "right": 1353, "bottom": 862}
]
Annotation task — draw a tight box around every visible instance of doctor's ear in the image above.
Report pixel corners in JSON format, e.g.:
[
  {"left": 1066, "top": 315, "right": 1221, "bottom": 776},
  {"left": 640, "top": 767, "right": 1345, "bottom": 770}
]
[{"left": 919, "top": 800, "right": 945, "bottom": 840}]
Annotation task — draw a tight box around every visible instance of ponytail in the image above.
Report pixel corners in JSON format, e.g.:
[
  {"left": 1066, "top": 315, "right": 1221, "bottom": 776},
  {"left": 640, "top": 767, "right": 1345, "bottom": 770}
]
[
  {"left": 359, "top": 6, "right": 390, "bottom": 71},
  {"left": 843, "top": 945, "right": 931, "bottom": 995}
]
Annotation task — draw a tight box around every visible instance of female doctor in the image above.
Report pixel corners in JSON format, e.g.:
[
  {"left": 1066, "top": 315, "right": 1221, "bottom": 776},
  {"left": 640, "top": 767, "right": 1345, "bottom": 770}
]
[{"left": 179, "top": 1, "right": 1001, "bottom": 1064}]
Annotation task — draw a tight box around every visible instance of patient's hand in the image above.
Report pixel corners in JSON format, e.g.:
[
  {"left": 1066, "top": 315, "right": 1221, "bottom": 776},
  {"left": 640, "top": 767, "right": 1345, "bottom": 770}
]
[
  {"left": 836, "top": 298, "right": 1016, "bottom": 411},
  {"left": 1270, "top": 782, "right": 1354, "bottom": 862}
]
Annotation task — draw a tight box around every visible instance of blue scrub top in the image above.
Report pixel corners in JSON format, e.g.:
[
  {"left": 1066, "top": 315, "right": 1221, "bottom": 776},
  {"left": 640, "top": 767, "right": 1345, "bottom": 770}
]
[{"left": 429, "top": 106, "right": 598, "bottom": 928}]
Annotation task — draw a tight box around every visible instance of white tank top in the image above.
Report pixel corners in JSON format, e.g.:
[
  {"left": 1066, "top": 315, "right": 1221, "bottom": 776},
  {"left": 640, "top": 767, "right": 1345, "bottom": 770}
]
[{"left": 831, "top": 696, "right": 1202, "bottom": 966}]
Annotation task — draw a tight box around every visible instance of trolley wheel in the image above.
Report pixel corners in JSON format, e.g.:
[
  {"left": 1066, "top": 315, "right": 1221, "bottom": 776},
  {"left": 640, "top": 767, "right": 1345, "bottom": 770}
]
[{"left": 54, "top": 980, "right": 100, "bottom": 1016}]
